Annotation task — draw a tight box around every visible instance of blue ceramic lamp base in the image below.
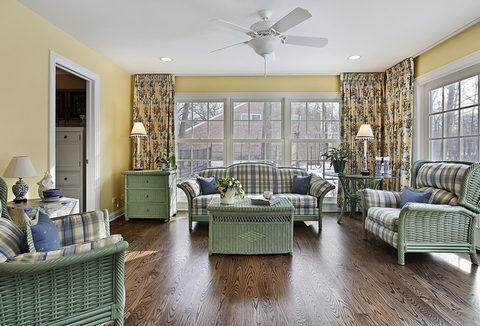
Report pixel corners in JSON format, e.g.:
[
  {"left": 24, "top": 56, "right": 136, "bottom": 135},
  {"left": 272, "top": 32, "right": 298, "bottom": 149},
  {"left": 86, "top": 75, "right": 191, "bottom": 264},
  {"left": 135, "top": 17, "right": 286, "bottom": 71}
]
[{"left": 12, "top": 178, "right": 29, "bottom": 203}]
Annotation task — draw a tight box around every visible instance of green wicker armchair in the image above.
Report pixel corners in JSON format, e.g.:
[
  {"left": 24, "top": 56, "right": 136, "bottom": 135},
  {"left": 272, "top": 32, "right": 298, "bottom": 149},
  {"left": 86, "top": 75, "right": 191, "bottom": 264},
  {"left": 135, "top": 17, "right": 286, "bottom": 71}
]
[
  {"left": 0, "top": 178, "right": 128, "bottom": 325},
  {"left": 360, "top": 160, "right": 479, "bottom": 265}
]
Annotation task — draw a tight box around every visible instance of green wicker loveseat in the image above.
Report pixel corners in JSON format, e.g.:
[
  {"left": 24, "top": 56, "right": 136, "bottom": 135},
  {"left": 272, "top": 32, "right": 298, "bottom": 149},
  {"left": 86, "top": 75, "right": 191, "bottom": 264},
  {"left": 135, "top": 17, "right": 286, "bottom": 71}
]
[
  {"left": 359, "top": 160, "right": 479, "bottom": 265},
  {"left": 178, "top": 162, "right": 335, "bottom": 230},
  {"left": 0, "top": 178, "right": 128, "bottom": 325}
]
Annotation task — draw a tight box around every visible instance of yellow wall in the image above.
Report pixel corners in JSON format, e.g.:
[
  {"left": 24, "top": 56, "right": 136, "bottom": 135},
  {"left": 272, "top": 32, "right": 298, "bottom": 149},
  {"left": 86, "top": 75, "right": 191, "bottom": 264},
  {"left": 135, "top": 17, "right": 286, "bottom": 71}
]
[
  {"left": 0, "top": 0, "right": 131, "bottom": 211},
  {"left": 415, "top": 22, "right": 480, "bottom": 77},
  {"left": 176, "top": 75, "right": 340, "bottom": 93}
]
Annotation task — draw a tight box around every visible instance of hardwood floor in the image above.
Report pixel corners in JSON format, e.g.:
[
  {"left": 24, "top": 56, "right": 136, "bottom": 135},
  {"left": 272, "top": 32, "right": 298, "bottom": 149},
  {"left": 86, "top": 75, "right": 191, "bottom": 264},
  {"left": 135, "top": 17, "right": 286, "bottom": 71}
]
[{"left": 111, "top": 213, "right": 479, "bottom": 326}]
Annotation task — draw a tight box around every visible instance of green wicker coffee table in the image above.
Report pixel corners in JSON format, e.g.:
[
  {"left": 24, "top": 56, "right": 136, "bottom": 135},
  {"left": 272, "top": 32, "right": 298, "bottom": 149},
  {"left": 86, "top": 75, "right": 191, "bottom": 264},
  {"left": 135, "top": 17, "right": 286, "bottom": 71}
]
[{"left": 208, "top": 197, "right": 295, "bottom": 255}]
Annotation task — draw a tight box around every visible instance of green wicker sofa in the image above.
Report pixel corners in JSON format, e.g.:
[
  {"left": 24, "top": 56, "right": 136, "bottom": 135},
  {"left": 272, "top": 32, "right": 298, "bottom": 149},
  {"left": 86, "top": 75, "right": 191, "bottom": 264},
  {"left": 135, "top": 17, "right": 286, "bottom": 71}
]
[
  {"left": 360, "top": 160, "right": 479, "bottom": 265},
  {"left": 178, "top": 162, "right": 335, "bottom": 230},
  {"left": 0, "top": 177, "right": 128, "bottom": 325}
]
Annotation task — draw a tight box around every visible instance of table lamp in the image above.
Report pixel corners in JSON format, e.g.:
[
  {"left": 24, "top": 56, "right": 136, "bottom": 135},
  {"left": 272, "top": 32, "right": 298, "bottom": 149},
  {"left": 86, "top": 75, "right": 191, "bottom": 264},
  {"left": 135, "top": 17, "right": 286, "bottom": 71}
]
[
  {"left": 130, "top": 122, "right": 148, "bottom": 170},
  {"left": 356, "top": 124, "right": 374, "bottom": 176},
  {"left": 4, "top": 156, "right": 38, "bottom": 203}
]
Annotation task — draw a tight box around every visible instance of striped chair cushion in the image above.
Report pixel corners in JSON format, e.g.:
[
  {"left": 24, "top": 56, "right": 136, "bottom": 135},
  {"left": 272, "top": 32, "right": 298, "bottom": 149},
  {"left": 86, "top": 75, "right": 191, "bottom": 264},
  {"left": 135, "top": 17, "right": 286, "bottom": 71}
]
[
  {"left": 309, "top": 176, "right": 334, "bottom": 198},
  {"left": 179, "top": 179, "right": 201, "bottom": 198},
  {"left": 365, "top": 219, "right": 398, "bottom": 248},
  {"left": 227, "top": 163, "right": 276, "bottom": 194},
  {"left": 362, "top": 189, "right": 401, "bottom": 210},
  {"left": 416, "top": 163, "right": 469, "bottom": 197},
  {"left": 192, "top": 194, "right": 220, "bottom": 216},
  {"left": 8, "top": 234, "right": 123, "bottom": 263},
  {"left": 197, "top": 168, "right": 227, "bottom": 180},
  {"left": 0, "top": 217, "right": 24, "bottom": 262},
  {"left": 53, "top": 211, "right": 107, "bottom": 246},
  {"left": 367, "top": 207, "right": 401, "bottom": 232},
  {"left": 417, "top": 187, "right": 458, "bottom": 205},
  {"left": 278, "top": 193, "right": 317, "bottom": 215},
  {"left": 276, "top": 168, "right": 309, "bottom": 194}
]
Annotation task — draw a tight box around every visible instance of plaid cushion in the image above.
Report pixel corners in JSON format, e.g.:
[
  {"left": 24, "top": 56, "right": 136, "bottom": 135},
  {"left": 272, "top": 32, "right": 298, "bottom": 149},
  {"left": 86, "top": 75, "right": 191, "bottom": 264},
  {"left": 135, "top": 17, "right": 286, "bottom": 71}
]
[
  {"left": 192, "top": 194, "right": 220, "bottom": 216},
  {"left": 417, "top": 187, "right": 458, "bottom": 205},
  {"left": 367, "top": 207, "right": 401, "bottom": 232},
  {"left": 0, "top": 217, "right": 24, "bottom": 262},
  {"left": 309, "top": 176, "right": 334, "bottom": 198},
  {"left": 197, "top": 168, "right": 227, "bottom": 180},
  {"left": 416, "top": 163, "right": 469, "bottom": 197},
  {"left": 8, "top": 234, "right": 123, "bottom": 263},
  {"left": 365, "top": 218, "right": 398, "bottom": 248},
  {"left": 53, "top": 211, "right": 107, "bottom": 246},
  {"left": 278, "top": 193, "right": 318, "bottom": 215},
  {"left": 227, "top": 163, "right": 276, "bottom": 194},
  {"left": 178, "top": 179, "right": 201, "bottom": 198},
  {"left": 276, "top": 168, "right": 309, "bottom": 194},
  {"left": 362, "top": 189, "right": 401, "bottom": 210}
]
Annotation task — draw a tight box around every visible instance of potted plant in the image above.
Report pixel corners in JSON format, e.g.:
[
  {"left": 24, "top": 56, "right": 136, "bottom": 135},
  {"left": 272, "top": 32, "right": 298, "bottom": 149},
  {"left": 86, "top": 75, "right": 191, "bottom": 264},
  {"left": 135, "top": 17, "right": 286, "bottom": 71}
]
[
  {"left": 156, "top": 153, "right": 176, "bottom": 170},
  {"left": 216, "top": 176, "right": 245, "bottom": 204},
  {"left": 322, "top": 144, "right": 354, "bottom": 175}
]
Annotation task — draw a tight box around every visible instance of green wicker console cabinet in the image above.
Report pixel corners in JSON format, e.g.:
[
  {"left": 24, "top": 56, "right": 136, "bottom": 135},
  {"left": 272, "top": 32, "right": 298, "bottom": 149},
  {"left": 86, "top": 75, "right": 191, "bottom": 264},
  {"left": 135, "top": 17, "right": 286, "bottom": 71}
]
[
  {"left": 123, "top": 170, "right": 177, "bottom": 221},
  {"left": 208, "top": 197, "right": 295, "bottom": 255}
]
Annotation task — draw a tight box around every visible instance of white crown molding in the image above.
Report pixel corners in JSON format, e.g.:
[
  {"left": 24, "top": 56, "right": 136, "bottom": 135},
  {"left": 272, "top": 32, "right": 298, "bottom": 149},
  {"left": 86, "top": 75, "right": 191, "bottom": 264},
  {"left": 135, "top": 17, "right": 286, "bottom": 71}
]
[{"left": 415, "top": 50, "right": 480, "bottom": 85}]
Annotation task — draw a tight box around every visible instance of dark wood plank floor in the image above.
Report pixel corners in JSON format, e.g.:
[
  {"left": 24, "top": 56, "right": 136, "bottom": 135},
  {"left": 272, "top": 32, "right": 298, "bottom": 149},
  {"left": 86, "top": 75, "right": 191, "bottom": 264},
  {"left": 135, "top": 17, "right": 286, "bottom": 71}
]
[{"left": 110, "top": 213, "right": 479, "bottom": 326}]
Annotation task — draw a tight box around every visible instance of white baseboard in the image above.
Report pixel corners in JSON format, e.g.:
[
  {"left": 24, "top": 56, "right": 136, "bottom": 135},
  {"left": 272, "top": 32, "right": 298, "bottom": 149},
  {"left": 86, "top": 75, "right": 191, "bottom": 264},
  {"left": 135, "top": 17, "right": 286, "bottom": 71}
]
[{"left": 109, "top": 208, "right": 124, "bottom": 222}]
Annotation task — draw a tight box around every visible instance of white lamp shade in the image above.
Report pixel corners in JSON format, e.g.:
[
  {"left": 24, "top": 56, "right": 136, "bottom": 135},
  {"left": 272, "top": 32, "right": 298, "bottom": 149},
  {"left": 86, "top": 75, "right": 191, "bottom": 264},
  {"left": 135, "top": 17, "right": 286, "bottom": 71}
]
[
  {"left": 356, "top": 124, "right": 374, "bottom": 139},
  {"left": 130, "top": 122, "right": 148, "bottom": 137},
  {"left": 4, "top": 156, "right": 37, "bottom": 178}
]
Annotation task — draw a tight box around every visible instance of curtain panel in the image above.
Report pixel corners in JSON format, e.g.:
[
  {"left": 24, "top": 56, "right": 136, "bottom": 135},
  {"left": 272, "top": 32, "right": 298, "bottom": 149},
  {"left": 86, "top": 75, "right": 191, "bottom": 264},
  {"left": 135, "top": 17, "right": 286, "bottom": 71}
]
[
  {"left": 340, "top": 73, "right": 385, "bottom": 175},
  {"left": 384, "top": 58, "right": 414, "bottom": 190},
  {"left": 132, "top": 74, "right": 175, "bottom": 170}
]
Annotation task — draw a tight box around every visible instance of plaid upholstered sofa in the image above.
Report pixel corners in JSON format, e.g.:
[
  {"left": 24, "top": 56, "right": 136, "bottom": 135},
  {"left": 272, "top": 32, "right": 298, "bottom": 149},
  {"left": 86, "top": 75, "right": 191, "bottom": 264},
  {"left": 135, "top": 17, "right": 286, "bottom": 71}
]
[
  {"left": 0, "top": 175, "right": 128, "bottom": 326},
  {"left": 360, "top": 160, "right": 479, "bottom": 265},
  {"left": 178, "top": 162, "right": 335, "bottom": 230}
]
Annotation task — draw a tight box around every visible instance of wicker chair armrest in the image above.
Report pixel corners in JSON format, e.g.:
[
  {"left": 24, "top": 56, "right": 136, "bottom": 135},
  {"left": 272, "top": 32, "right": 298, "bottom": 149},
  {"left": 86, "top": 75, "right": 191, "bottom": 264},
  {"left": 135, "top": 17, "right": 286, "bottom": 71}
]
[
  {"left": 0, "top": 241, "right": 128, "bottom": 275},
  {"left": 177, "top": 179, "right": 201, "bottom": 198},
  {"left": 308, "top": 177, "right": 335, "bottom": 198},
  {"left": 400, "top": 203, "right": 478, "bottom": 219},
  {"left": 359, "top": 189, "right": 401, "bottom": 211}
]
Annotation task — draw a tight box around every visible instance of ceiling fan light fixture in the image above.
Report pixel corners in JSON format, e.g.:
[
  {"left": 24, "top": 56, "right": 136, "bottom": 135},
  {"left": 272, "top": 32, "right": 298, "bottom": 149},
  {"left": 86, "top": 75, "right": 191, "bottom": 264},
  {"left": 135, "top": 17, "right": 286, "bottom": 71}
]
[
  {"left": 160, "top": 57, "right": 173, "bottom": 62},
  {"left": 348, "top": 55, "right": 361, "bottom": 60},
  {"left": 248, "top": 36, "right": 281, "bottom": 56}
]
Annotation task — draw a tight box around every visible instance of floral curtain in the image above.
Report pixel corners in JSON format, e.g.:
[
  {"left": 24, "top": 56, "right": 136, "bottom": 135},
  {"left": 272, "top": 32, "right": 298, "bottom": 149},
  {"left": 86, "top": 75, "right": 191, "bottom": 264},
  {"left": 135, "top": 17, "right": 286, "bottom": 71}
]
[
  {"left": 340, "top": 73, "right": 385, "bottom": 175},
  {"left": 384, "top": 58, "right": 414, "bottom": 190},
  {"left": 132, "top": 74, "right": 175, "bottom": 170}
]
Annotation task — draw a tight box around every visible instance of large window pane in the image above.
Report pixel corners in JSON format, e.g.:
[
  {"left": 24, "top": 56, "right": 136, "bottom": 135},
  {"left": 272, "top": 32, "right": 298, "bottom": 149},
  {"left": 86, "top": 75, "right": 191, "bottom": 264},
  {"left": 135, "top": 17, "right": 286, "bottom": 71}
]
[
  {"left": 460, "top": 137, "right": 478, "bottom": 161},
  {"left": 307, "top": 103, "right": 322, "bottom": 120},
  {"left": 291, "top": 121, "right": 307, "bottom": 138},
  {"left": 444, "top": 139, "right": 459, "bottom": 160},
  {"left": 430, "top": 140, "right": 443, "bottom": 161},
  {"left": 193, "top": 121, "right": 208, "bottom": 138},
  {"left": 291, "top": 102, "right": 306, "bottom": 120},
  {"left": 178, "top": 121, "right": 193, "bottom": 139},
  {"left": 444, "top": 82, "right": 459, "bottom": 111},
  {"left": 429, "top": 114, "right": 443, "bottom": 138},
  {"left": 233, "top": 121, "right": 248, "bottom": 139},
  {"left": 460, "top": 107, "right": 478, "bottom": 136},
  {"left": 430, "top": 88, "right": 443, "bottom": 113},
  {"left": 209, "top": 121, "right": 224, "bottom": 139},
  {"left": 460, "top": 76, "right": 478, "bottom": 107},
  {"left": 444, "top": 111, "right": 459, "bottom": 137},
  {"left": 324, "top": 102, "right": 340, "bottom": 120}
]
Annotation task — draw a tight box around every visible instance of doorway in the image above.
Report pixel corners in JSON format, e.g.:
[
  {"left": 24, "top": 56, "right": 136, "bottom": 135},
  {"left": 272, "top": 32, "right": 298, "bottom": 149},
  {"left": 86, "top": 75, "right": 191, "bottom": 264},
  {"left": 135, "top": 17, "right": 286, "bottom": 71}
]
[{"left": 49, "top": 51, "right": 100, "bottom": 211}]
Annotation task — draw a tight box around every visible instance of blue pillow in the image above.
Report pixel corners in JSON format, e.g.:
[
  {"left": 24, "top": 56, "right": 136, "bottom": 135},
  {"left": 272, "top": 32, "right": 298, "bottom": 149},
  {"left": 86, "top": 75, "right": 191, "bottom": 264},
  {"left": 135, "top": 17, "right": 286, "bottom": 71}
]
[
  {"left": 197, "top": 176, "right": 217, "bottom": 195},
  {"left": 292, "top": 175, "right": 311, "bottom": 195},
  {"left": 400, "top": 187, "right": 432, "bottom": 208},
  {"left": 31, "top": 211, "right": 60, "bottom": 252}
]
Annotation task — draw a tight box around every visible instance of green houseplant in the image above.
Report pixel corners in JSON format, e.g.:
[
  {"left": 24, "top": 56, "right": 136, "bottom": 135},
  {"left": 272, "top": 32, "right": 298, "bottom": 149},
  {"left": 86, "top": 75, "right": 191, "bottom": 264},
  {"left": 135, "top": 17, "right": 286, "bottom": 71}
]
[
  {"left": 322, "top": 144, "right": 354, "bottom": 175},
  {"left": 216, "top": 176, "right": 245, "bottom": 204},
  {"left": 156, "top": 152, "right": 176, "bottom": 170}
]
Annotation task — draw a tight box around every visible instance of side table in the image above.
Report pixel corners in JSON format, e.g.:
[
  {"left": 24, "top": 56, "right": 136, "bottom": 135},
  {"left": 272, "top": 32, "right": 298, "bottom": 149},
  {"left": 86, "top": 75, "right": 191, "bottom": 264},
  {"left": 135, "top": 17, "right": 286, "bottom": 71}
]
[
  {"left": 7, "top": 197, "right": 80, "bottom": 228},
  {"left": 331, "top": 174, "right": 395, "bottom": 224}
]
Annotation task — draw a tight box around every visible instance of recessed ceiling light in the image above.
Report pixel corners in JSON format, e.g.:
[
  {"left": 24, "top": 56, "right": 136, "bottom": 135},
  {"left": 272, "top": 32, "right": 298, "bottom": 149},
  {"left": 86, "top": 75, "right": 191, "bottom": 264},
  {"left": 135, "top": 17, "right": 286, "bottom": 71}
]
[
  {"left": 160, "top": 57, "right": 173, "bottom": 62},
  {"left": 348, "top": 55, "right": 361, "bottom": 60}
]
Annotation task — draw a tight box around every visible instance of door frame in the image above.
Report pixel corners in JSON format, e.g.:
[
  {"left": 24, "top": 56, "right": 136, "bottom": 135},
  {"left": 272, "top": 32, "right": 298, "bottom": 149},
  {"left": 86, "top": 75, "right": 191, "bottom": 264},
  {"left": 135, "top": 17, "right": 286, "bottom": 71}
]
[{"left": 49, "top": 51, "right": 100, "bottom": 211}]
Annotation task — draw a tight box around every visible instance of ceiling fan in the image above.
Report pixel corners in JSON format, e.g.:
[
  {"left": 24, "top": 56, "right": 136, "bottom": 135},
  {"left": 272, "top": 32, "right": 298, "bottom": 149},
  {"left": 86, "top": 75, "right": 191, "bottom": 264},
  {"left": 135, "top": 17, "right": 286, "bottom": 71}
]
[{"left": 211, "top": 7, "right": 328, "bottom": 74}]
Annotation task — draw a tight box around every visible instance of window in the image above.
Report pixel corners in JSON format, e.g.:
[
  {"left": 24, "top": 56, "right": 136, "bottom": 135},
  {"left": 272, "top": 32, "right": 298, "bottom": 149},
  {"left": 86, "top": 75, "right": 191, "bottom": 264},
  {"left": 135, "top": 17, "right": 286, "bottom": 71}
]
[
  {"left": 429, "top": 75, "right": 479, "bottom": 161},
  {"left": 233, "top": 101, "right": 283, "bottom": 164},
  {"left": 290, "top": 101, "right": 341, "bottom": 196},
  {"left": 176, "top": 101, "right": 224, "bottom": 178}
]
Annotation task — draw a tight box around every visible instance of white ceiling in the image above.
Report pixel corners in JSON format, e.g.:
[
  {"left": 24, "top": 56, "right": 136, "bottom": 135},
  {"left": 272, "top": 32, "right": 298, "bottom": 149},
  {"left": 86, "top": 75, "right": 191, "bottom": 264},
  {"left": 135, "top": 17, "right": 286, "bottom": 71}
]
[{"left": 20, "top": 0, "right": 480, "bottom": 75}]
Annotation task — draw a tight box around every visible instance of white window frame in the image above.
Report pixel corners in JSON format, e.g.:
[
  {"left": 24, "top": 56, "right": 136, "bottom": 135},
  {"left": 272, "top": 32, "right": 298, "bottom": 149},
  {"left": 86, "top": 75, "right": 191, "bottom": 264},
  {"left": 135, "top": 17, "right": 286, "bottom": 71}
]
[{"left": 415, "top": 50, "right": 480, "bottom": 249}]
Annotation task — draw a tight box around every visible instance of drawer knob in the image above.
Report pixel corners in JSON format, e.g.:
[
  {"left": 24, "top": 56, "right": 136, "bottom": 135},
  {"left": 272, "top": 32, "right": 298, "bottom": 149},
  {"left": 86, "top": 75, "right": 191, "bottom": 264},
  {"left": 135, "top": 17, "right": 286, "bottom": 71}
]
[
  {"left": 146, "top": 208, "right": 150, "bottom": 212},
  {"left": 146, "top": 194, "right": 149, "bottom": 198},
  {"left": 64, "top": 135, "right": 67, "bottom": 139},
  {"left": 64, "top": 177, "right": 68, "bottom": 181}
]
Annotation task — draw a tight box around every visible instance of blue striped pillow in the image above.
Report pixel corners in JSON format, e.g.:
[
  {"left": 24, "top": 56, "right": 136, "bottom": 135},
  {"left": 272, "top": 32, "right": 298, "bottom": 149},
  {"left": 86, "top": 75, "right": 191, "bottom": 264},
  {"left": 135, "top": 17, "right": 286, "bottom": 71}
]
[{"left": 0, "top": 217, "right": 24, "bottom": 262}]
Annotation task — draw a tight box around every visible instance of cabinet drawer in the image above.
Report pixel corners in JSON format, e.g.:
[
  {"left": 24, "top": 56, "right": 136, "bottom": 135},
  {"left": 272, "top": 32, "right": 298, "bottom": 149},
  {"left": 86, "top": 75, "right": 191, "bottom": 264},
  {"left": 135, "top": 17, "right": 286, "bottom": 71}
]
[
  {"left": 126, "top": 189, "right": 166, "bottom": 203},
  {"left": 126, "top": 203, "right": 167, "bottom": 218},
  {"left": 56, "top": 171, "right": 81, "bottom": 186},
  {"left": 126, "top": 175, "right": 165, "bottom": 189}
]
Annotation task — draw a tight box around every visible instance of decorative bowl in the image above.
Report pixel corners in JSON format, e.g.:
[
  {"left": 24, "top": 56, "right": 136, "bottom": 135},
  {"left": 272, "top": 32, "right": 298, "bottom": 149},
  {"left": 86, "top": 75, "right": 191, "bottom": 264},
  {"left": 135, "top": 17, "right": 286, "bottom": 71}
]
[{"left": 43, "top": 188, "right": 62, "bottom": 198}]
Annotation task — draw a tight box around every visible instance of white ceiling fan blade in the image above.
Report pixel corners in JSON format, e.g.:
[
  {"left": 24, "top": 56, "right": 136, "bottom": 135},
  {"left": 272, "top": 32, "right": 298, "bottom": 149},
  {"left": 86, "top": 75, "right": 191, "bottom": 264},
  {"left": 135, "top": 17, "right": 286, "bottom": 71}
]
[
  {"left": 270, "top": 7, "right": 312, "bottom": 33},
  {"left": 283, "top": 36, "right": 328, "bottom": 48},
  {"left": 210, "top": 41, "right": 249, "bottom": 53},
  {"left": 212, "top": 19, "right": 257, "bottom": 35}
]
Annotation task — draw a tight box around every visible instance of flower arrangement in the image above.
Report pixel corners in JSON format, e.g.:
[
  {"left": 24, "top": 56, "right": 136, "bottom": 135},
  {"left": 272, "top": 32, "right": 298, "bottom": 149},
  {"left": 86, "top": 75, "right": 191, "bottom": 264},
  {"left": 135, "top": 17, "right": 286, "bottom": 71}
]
[{"left": 216, "top": 176, "right": 245, "bottom": 199}]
